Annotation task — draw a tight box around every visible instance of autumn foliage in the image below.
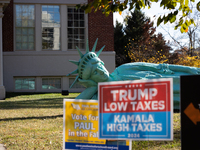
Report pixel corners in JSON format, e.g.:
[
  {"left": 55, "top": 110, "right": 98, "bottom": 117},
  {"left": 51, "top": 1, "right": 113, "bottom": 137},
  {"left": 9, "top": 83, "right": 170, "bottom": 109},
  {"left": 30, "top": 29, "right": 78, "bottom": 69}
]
[
  {"left": 114, "top": 9, "right": 200, "bottom": 68},
  {"left": 114, "top": 10, "right": 172, "bottom": 66},
  {"left": 171, "top": 48, "right": 200, "bottom": 67}
]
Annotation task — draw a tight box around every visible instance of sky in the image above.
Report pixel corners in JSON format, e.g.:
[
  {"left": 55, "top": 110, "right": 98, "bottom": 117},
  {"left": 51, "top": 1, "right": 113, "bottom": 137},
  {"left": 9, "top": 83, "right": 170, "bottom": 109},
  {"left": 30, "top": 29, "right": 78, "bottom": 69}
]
[
  {"left": 113, "top": 2, "right": 173, "bottom": 30},
  {"left": 113, "top": 2, "right": 199, "bottom": 51}
]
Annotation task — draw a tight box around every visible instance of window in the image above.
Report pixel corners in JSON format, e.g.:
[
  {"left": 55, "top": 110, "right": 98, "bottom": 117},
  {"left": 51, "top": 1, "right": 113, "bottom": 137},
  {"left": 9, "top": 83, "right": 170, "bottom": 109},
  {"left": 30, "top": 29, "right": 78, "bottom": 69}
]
[
  {"left": 42, "top": 5, "right": 60, "bottom": 50},
  {"left": 14, "top": 5, "right": 86, "bottom": 51},
  {"left": 15, "top": 78, "right": 35, "bottom": 90},
  {"left": 15, "top": 5, "right": 35, "bottom": 50},
  {"left": 69, "top": 78, "right": 84, "bottom": 88},
  {"left": 68, "top": 7, "right": 85, "bottom": 50},
  {"left": 42, "top": 78, "right": 61, "bottom": 89}
]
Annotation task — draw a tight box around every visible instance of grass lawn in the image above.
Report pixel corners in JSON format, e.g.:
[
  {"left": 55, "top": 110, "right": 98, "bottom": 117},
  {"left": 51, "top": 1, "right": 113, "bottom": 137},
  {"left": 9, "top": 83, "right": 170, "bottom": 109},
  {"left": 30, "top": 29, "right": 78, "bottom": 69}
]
[{"left": 0, "top": 93, "right": 181, "bottom": 150}]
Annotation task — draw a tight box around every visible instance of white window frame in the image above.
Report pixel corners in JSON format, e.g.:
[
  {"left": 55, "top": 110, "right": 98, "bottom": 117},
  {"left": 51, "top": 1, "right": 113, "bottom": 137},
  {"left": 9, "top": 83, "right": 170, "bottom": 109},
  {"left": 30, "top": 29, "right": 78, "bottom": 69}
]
[
  {"left": 14, "top": 3, "right": 88, "bottom": 52},
  {"left": 41, "top": 5, "right": 61, "bottom": 51},
  {"left": 41, "top": 77, "right": 62, "bottom": 90},
  {"left": 14, "top": 4, "right": 36, "bottom": 51},
  {"left": 14, "top": 77, "right": 36, "bottom": 91},
  {"left": 67, "top": 6, "right": 86, "bottom": 50}
]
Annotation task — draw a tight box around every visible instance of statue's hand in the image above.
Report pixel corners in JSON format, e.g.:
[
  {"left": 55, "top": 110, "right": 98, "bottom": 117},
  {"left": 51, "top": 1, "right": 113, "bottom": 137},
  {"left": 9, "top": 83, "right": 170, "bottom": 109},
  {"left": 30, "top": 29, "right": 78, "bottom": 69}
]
[
  {"left": 78, "top": 79, "right": 97, "bottom": 88},
  {"left": 157, "top": 64, "right": 174, "bottom": 74},
  {"left": 189, "top": 67, "right": 200, "bottom": 74},
  {"left": 145, "top": 73, "right": 162, "bottom": 78},
  {"left": 157, "top": 69, "right": 174, "bottom": 74},
  {"left": 163, "top": 69, "right": 174, "bottom": 74}
]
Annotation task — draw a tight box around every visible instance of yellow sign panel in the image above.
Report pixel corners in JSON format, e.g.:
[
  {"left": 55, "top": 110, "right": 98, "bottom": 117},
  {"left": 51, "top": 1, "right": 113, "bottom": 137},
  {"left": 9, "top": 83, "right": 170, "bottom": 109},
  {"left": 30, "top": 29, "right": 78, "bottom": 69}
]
[{"left": 64, "top": 99, "right": 106, "bottom": 145}]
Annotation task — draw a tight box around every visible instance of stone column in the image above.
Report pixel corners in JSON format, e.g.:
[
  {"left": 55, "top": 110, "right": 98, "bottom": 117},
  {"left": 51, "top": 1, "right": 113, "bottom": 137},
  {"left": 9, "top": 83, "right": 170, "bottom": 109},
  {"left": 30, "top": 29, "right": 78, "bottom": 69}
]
[{"left": 0, "top": 5, "right": 5, "bottom": 99}]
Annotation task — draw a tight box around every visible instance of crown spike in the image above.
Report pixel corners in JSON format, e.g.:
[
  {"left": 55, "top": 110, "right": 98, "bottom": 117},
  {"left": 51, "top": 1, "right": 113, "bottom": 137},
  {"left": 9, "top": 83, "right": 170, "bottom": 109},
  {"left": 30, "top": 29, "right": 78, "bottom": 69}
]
[
  {"left": 86, "top": 39, "right": 89, "bottom": 53},
  {"left": 66, "top": 69, "right": 78, "bottom": 76},
  {"left": 96, "top": 45, "right": 105, "bottom": 56},
  {"left": 67, "top": 39, "right": 105, "bottom": 82},
  {"left": 92, "top": 38, "right": 98, "bottom": 52},
  {"left": 70, "top": 75, "right": 79, "bottom": 88},
  {"left": 76, "top": 46, "right": 83, "bottom": 58},
  {"left": 69, "top": 60, "right": 79, "bottom": 66}
]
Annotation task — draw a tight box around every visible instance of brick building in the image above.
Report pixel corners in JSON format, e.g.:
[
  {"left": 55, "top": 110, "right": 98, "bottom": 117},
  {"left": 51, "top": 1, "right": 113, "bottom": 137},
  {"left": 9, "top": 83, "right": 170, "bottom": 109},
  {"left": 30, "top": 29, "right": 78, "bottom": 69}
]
[{"left": 0, "top": 0, "right": 115, "bottom": 99}]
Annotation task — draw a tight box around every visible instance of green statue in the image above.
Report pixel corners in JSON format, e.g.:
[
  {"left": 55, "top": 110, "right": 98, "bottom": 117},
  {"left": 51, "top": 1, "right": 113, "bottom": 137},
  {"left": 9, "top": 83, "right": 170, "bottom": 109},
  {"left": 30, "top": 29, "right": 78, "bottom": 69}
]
[{"left": 67, "top": 39, "right": 200, "bottom": 109}]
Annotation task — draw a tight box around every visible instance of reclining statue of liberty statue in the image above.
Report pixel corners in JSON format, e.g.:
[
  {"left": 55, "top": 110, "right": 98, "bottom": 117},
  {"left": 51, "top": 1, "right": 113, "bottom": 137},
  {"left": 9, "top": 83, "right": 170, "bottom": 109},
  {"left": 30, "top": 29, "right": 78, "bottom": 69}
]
[{"left": 67, "top": 39, "right": 200, "bottom": 109}]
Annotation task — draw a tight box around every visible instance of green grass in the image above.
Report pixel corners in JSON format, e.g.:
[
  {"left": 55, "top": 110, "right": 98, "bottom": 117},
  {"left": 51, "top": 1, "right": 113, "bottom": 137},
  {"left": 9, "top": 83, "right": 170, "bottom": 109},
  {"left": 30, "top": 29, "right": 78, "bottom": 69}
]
[{"left": 0, "top": 93, "right": 181, "bottom": 150}]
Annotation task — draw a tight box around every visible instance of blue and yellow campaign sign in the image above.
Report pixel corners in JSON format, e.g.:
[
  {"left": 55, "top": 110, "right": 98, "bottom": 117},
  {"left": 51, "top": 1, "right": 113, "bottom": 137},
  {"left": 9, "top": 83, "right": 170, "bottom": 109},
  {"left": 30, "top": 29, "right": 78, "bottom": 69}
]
[{"left": 63, "top": 99, "right": 130, "bottom": 150}]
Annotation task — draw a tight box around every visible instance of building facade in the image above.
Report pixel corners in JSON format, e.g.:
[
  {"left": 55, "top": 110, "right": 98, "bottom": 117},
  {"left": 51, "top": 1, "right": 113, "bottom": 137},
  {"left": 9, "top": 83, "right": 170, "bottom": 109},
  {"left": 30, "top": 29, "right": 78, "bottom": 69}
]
[{"left": 0, "top": 0, "right": 115, "bottom": 99}]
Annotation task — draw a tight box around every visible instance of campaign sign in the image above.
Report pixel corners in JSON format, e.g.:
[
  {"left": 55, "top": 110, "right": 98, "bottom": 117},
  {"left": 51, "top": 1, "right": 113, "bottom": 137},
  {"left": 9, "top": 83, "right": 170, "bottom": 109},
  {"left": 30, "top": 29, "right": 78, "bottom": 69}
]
[
  {"left": 181, "top": 75, "right": 200, "bottom": 150},
  {"left": 98, "top": 79, "right": 173, "bottom": 140},
  {"left": 63, "top": 99, "right": 130, "bottom": 150}
]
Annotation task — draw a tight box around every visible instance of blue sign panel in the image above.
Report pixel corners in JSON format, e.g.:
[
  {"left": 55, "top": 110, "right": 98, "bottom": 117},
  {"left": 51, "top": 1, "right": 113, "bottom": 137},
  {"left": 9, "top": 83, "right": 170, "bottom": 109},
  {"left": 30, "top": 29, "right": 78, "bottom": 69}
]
[{"left": 99, "top": 112, "right": 172, "bottom": 140}]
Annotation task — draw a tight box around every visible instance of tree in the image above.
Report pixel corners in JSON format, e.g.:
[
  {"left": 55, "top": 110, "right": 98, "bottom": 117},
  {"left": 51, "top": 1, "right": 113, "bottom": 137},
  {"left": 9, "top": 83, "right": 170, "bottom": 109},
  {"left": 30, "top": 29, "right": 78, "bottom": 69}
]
[
  {"left": 114, "top": 9, "right": 172, "bottom": 64},
  {"left": 125, "top": 10, "right": 172, "bottom": 63},
  {"left": 77, "top": 0, "right": 200, "bottom": 33},
  {"left": 124, "top": 9, "right": 154, "bottom": 46},
  {"left": 114, "top": 21, "right": 130, "bottom": 66},
  {"left": 182, "top": 6, "right": 200, "bottom": 56},
  {"left": 127, "top": 32, "right": 172, "bottom": 63},
  {"left": 160, "top": 5, "right": 200, "bottom": 56},
  {"left": 172, "top": 48, "right": 200, "bottom": 67}
]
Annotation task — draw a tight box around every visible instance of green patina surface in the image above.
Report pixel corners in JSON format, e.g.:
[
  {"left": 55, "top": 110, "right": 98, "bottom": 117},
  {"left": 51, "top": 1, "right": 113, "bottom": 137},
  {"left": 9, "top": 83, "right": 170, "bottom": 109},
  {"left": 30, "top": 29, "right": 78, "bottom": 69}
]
[{"left": 67, "top": 39, "right": 200, "bottom": 109}]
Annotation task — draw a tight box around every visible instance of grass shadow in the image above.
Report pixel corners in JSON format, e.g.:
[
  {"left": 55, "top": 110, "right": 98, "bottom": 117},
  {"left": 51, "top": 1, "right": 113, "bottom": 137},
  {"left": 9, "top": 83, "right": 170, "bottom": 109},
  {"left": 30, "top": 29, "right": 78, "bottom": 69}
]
[
  {"left": 5, "top": 92, "right": 45, "bottom": 99},
  {"left": 0, "top": 114, "right": 63, "bottom": 122},
  {"left": 1, "top": 92, "right": 79, "bottom": 109},
  {"left": 0, "top": 98, "right": 64, "bottom": 109},
  {"left": 5, "top": 92, "right": 71, "bottom": 99}
]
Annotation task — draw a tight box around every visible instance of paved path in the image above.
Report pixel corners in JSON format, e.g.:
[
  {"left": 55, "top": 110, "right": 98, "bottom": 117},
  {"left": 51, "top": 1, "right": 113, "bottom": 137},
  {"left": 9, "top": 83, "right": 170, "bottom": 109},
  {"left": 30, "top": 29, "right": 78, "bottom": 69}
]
[{"left": 0, "top": 144, "right": 6, "bottom": 150}]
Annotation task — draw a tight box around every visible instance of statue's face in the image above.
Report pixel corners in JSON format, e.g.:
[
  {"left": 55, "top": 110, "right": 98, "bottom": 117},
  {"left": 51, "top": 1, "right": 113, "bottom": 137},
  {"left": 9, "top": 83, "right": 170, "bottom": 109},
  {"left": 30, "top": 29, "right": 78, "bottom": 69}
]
[
  {"left": 90, "top": 59, "right": 109, "bottom": 83},
  {"left": 82, "top": 57, "right": 109, "bottom": 83}
]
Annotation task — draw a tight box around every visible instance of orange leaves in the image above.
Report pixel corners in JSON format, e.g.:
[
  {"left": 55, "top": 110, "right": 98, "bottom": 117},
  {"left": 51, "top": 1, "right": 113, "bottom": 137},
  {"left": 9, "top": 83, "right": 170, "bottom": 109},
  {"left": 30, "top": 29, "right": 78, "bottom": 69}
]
[{"left": 185, "top": 28, "right": 188, "bottom": 32}]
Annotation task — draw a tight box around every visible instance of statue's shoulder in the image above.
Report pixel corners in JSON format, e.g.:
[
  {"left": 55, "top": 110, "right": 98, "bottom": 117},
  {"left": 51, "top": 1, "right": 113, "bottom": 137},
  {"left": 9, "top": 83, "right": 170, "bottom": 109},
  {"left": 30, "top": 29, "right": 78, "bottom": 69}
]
[
  {"left": 115, "top": 62, "right": 142, "bottom": 73},
  {"left": 115, "top": 63, "right": 131, "bottom": 70},
  {"left": 116, "top": 62, "right": 148, "bottom": 70}
]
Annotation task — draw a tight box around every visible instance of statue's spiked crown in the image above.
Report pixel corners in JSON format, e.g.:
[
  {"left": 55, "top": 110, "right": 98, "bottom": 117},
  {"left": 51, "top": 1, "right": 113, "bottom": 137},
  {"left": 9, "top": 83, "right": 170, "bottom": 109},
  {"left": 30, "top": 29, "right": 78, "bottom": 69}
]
[{"left": 67, "top": 38, "right": 105, "bottom": 88}]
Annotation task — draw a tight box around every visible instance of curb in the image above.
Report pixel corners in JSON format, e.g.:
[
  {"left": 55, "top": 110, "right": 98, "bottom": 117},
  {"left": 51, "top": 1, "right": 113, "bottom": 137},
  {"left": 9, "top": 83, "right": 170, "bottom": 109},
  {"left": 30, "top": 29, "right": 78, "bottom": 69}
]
[{"left": 0, "top": 144, "right": 6, "bottom": 150}]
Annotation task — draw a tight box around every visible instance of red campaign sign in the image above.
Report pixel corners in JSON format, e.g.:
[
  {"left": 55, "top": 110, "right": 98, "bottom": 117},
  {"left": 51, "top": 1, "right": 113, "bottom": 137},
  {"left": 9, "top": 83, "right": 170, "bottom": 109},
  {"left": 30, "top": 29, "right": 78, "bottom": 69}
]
[{"left": 99, "top": 79, "right": 172, "bottom": 113}]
